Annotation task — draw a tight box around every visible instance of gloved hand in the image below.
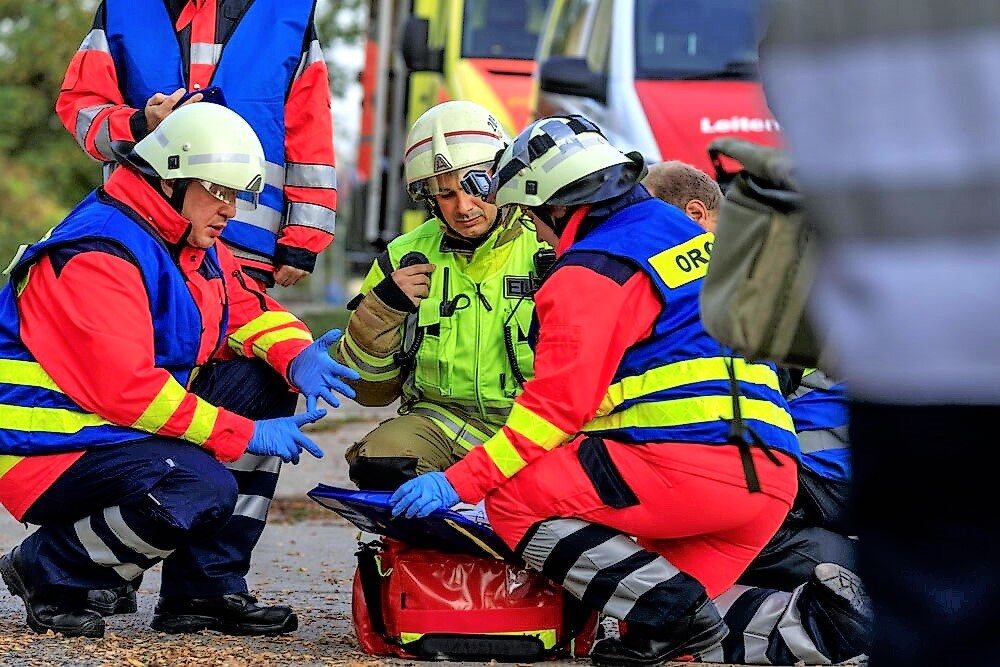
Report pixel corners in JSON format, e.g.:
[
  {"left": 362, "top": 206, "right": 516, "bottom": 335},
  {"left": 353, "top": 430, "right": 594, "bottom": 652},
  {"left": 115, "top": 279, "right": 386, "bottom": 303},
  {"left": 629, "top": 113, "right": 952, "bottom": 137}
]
[
  {"left": 247, "top": 410, "right": 327, "bottom": 464},
  {"left": 389, "top": 472, "right": 460, "bottom": 518},
  {"left": 289, "top": 329, "right": 361, "bottom": 411}
]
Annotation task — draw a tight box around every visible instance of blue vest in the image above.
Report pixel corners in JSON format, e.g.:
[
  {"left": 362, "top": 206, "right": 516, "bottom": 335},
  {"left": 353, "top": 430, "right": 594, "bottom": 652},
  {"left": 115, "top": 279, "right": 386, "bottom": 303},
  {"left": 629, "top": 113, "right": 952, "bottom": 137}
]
[
  {"left": 568, "top": 196, "right": 799, "bottom": 461},
  {"left": 104, "top": 0, "right": 314, "bottom": 260},
  {"left": 0, "top": 189, "right": 227, "bottom": 455},
  {"left": 789, "top": 370, "right": 850, "bottom": 483}
]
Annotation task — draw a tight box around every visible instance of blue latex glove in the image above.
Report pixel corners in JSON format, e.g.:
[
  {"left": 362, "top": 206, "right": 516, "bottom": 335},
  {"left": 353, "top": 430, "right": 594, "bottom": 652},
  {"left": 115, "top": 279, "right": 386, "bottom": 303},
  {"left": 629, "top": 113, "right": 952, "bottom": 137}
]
[
  {"left": 289, "top": 329, "right": 361, "bottom": 411},
  {"left": 389, "top": 472, "right": 460, "bottom": 518},
  {"left": 247, "top": 410, "right": 327, "bottom": 464}
]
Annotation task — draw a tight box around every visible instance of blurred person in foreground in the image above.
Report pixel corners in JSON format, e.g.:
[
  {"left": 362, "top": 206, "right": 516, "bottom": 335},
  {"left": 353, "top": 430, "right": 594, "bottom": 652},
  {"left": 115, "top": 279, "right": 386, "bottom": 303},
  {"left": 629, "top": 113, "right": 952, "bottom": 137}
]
[
  {"left": 0, "top": 104, "right": 358, "bottom": 638},
  {"left": 762, "top": 2, "right": 1000, "bottom": 666},
  {"left": 389, "top": 115, "right": 802, "bottom": 665}
]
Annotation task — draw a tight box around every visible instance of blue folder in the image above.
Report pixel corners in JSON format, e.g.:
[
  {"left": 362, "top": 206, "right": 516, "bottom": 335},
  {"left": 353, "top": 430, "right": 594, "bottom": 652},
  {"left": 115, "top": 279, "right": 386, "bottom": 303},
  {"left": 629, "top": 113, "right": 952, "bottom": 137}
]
[{"left": 307, "top": 484, "right": 516, "bottom": 561}]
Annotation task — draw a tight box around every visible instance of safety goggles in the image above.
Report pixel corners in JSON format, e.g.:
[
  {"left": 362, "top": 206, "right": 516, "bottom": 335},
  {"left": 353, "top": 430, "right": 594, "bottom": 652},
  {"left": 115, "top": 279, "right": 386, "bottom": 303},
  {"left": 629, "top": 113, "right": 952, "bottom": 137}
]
[
  {"left": 408, "top": 162, "right": 496, "bottom": 201},
  {"left": 198, "top": 180, "right": 258, "bottom": 210}
]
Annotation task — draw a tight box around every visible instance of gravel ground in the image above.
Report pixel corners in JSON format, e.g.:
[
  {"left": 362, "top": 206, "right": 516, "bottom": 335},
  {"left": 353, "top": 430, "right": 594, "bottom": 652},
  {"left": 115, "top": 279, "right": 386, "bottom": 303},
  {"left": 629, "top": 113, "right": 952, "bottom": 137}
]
[{"left": 0, "top": 399, "right": 818, "bottom": 666}]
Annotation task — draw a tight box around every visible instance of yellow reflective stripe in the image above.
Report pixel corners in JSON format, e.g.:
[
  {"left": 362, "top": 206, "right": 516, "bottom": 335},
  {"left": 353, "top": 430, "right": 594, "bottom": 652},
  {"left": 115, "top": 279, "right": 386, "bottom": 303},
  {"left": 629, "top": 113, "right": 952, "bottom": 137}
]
[
  {"left": 598, "top": 357, "right": 780, "bottom": 417},
  {"left": 483, "top": 430, "right": 527, "bottom": 478},
  {"left": 585, "top": 395, "right": 796, "bottom": 434},
  {"left": 399, "top": 629, "right": 558, "bottom": 649},
  {"left": 131, "top": 379, "right": 187, "bottom": 433},
  {"left": 506, "top": 403, "right": 569, "bottom": 451},
  {"left": 180, "top": 396, "right": 219, "bottom": 445},
  {"left": 228, "top": 311, "right": 303, "bottom": 348},
  {"left": 443, "top": 518, "right": 506, "bottom": 559},
  {"left": 0, "top": 359, "right": 62, "bottom": 392},
  {"left": 0, "top": 455, "right": 24, "bottom": 477},
  {"left": 251, "top": 328, "right": 312, "bottom": 358},
  {"left": 0, "top": 404, "right": 110, "bottom": 433}
]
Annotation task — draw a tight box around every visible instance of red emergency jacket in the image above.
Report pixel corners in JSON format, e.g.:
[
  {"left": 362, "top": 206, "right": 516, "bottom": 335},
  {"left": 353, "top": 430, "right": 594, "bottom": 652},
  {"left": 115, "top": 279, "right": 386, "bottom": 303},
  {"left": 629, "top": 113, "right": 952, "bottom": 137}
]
[
  {"left": 55, "top": 0, "right": 337, "bottom": 281},
  {"left": 0, "top": 167, "right": 312, "bottom": 520}
]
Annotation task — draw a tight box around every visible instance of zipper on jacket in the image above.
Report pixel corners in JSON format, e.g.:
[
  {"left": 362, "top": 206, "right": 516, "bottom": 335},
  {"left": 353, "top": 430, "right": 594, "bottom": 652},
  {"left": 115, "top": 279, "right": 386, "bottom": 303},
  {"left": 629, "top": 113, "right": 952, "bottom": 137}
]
[
  {"left": 232, "top": 269, "right": 267, "bottom": 311},
  {"left": 474, "top": 283, "right": 492, "bottom": 311}
]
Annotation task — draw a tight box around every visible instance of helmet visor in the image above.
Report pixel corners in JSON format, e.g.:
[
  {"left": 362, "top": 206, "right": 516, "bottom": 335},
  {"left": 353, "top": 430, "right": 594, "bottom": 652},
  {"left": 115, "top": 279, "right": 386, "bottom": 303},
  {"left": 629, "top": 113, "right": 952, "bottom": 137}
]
[{"left": 407, "top": 162, "right": 494, "bottom": 201}]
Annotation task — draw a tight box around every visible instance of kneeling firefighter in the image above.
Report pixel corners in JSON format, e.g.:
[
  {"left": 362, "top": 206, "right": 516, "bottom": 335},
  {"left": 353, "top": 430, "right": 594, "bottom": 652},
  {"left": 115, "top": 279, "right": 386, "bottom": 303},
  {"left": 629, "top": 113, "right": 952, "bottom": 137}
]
[{"left": 336, "top": 100, "right": 551, "bottom": 489}]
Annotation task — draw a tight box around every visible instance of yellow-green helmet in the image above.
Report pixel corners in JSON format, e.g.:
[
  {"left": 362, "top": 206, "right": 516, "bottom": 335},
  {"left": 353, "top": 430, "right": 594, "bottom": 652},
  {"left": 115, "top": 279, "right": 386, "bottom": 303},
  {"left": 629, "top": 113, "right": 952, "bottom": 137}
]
[
  {"left": 491, "top": 115, "right": 645, "bottom": 209},
  {"left": 404, "top": 101, "right": 508, "bottom": 201},
  {"left": 132, "top": 103, "right": 266, "bottom": 196}
]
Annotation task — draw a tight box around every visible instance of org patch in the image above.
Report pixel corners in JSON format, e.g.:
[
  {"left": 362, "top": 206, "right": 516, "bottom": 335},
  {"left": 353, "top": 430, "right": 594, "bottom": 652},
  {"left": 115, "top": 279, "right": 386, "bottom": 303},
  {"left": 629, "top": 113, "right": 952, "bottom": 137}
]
[{"left": 648, "top": 233, "right": 714, "bottom": 288}]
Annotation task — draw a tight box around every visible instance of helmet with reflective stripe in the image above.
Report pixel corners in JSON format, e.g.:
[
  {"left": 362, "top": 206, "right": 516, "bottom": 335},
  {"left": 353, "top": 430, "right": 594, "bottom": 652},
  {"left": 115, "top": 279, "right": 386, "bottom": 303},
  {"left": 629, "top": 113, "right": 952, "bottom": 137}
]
[
  {"left": 132, "top": 103, "right": 266, "bottom": 195},
  {"left": 491, "top": 115, "right": 646, "bottom": 209},
  {"left": 404, "top": 101, "right": 508, "bottom": 201}
]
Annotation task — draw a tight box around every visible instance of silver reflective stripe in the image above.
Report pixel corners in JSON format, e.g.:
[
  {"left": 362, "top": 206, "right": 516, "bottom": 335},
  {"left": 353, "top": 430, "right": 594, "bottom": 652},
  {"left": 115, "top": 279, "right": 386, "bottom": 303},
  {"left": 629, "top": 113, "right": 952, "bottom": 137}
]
[
  {"left": 698, "top": 644, "right": 726, "bottom": 662},
  {"left": 341, "top": 339, "right": 399, "bottom": 375},
  {"left": 294, "top": 39, "right": 325, "bottom": 80},
  {"left": 741, "top": 591, "right": 790, "bottom": 664},
  {"left": 94, "top": 118, "right": 113, "bottom": 161},
  {"left": 190, "top": 42, "right": 222, "bottom": 66},
  {"left": 602, "top": 555, "right": 682, "bottom": 621},
  {"left": 541, "top": 133, "right": 602, "bottom": 173},
  {"left": 798, "top": 426, "right": 850, "bottom": 454},
  {"left": 228, "top": 244, "right": 271, "bottom": 266},
  {"left": 286, "top": 202, "right": 336, "bottom": 234},
  {"left": 103, "top": 506, "right": 174, "bottom": 559},
  {"left": 80, "top": 29, "right": 110, "bottom": 54},
  {"left": 563, "top": 533, "right": 639, "bottom": 594},
  {"left": 285, "top": 162, "right": 337, "bottom": 189},
  {"left": 521, "top": 518, "right": 590, "bottom": 572},
  {"left": 188, "top": 152, "right": 251, "bottom": 165},
  {"left": 713, "top": 584, "right": 752, "bottom": 616},
  {"left": 73, "top": 516, "right": 144, "bottom": 581},
  {"left": 75, "top": 104, "right": 114, "bottom": 152},
  {"left": 778, "top": 586, "right": 829, "bottom": 664},
  {"left": 225, "top": 453, "right": 281, "bottom": 474},
  {"left": 790, "top": 369, "right": 840, "bottom": 400},
  {"left": 409, "top": 406, "right": 486, "bottom": 448},
  {"left": 233, "top": 205, "right": 282, "bottom": 233},
  {"left": 264, "top": 160, "right": 285, "bottom": 191},
  {"left": 233, "top": 494, "right": 271, "bottom": 521}
]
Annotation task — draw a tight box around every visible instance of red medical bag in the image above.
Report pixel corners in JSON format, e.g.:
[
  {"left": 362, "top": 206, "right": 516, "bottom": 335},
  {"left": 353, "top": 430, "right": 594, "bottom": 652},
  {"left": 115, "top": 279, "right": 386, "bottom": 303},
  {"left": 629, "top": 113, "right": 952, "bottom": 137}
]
[{"left": 353, "top": 538, "right": 597, "bottom": 661}]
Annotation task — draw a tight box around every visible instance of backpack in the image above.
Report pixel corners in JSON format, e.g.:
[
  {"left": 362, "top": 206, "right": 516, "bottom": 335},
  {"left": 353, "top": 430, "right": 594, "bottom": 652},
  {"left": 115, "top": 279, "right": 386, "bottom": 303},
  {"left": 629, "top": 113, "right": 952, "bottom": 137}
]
[{"left": 702, "top": 137, "right": 832, "bottom": 370}]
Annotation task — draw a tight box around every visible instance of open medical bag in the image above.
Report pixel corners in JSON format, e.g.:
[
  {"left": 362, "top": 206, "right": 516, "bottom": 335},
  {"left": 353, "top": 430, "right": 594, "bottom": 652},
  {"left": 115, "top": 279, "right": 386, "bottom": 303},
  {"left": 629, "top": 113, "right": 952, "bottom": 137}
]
[{"left": 308, "top": 484, "right": 597, "bottom": 661}]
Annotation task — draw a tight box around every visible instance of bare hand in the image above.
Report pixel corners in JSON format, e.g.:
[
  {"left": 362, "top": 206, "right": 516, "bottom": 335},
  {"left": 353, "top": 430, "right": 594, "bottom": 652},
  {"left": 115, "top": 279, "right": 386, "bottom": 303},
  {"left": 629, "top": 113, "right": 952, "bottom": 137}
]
[
  {"left": 392, "top": 263, "right": 435, "bottom": 307},
  {"left": 144, "top": 88, "right": 200, "bottom": 132},
  {"left": 275, "top": 265, "right": 309, "bottom": 287}
]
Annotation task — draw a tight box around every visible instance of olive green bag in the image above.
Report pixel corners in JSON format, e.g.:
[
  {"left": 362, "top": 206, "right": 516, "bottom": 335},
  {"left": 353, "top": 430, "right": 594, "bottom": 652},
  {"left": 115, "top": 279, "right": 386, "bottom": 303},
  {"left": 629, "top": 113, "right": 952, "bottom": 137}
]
[{"left": 701, "top": 137, "right": 830, "bottom": 370}]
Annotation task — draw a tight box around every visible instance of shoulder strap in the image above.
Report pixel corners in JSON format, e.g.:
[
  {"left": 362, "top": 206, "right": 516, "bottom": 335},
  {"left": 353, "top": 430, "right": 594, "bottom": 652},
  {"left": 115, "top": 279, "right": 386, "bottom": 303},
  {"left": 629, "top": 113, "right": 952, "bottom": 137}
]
[{"left": 355, "top": 541, "right": 397, "bottom": 644}]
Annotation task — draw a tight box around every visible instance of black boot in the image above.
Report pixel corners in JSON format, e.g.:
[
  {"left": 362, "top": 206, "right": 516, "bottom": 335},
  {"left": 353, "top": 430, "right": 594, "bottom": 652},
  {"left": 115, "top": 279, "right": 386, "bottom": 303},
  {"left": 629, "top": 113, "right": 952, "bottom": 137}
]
[
  {"left": 85, "top": 572, "right": 142, "bottom": 616},
  {"left": 590, "top": 595, "right": 729, "bottom": 667},
  {"left": 0, "top": 547, "right": 105, "bottom": 638},
  {"left": 800, "top": 562, "right": 874, "bottom": 663},
  {"left": 150, "top": 592, "right": 298, "bottom": 635}
]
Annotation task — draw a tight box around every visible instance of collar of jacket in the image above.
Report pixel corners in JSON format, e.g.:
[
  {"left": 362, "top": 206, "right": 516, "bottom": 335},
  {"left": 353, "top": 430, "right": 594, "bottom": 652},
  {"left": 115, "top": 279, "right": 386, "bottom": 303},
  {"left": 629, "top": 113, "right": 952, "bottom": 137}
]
[
  {"left": 555, "top": 185, "right": 652, "bottom": 255},
  {"left": 103, "top": 166, "right": 194, "bottom": 247}
]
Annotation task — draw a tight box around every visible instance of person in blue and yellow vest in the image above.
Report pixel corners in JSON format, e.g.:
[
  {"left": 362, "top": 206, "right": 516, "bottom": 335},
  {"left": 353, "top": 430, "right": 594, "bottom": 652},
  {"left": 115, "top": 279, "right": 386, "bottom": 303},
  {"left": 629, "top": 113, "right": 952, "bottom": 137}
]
[
  {"left": 335, "top": 101, "right": 549, "bottom": 489},
  {"left": 388, "top": 115, "right": 801, "bottom": 666},
  {"left": 0, "top": 103, "right": 358, "bottom": 639}
]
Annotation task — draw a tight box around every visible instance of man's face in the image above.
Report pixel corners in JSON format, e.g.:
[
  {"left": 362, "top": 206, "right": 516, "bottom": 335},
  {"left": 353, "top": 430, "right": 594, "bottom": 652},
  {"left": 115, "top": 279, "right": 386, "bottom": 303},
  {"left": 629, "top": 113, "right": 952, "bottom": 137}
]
[
  {"left": 526, "top": 209, "right": 560, "bottom": 247},
  {"left": 432, "top": 172, "right": 497, "bottom": 239},
  {"left": 181, "top": 180, "right": 238, "bottom": 248}
]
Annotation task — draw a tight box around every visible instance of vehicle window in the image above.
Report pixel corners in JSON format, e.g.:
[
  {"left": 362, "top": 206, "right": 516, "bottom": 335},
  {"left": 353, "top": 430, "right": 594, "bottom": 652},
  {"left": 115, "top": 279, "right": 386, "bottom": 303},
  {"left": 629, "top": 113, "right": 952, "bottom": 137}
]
[
  {"left": 546, "top": 0, "right": 597, "bottom": 58},
  {"left": 585, "top": 0, "right": 613, "bottom": 75},
  {"left": 462, "top": 0, "right": 551, "bottom": 60},
  {"left": 633, "top": 0, "right": 768, "bottom": 80}
]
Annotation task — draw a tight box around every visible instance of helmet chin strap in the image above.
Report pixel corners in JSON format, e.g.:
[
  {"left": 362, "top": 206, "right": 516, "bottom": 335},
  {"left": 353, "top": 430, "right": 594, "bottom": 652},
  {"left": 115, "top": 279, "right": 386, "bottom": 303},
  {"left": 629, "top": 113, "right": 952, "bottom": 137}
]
[{"left": 167, "top": 178, "right": 192, "bottom": 214}]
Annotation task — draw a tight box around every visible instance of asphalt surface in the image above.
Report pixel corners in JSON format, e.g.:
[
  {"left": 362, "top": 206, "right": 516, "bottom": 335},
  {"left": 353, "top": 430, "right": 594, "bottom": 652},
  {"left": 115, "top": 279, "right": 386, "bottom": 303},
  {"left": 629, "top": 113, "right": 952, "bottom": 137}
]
[{"left": 0, "top": 399, "right": 817, "bottom": 666}]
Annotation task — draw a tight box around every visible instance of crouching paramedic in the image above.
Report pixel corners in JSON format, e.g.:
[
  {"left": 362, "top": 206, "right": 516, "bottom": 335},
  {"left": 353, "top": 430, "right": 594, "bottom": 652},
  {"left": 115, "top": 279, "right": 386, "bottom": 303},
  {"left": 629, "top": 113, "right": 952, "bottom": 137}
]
[
  {"left": 335, "top": 101, "right": 549, "bottom": 489},
  {"left": 0, "top": 103, "right": 358, "bottom": 639},
  {"left": 388, "top": 115, "right": 801, "bottom": 665}
]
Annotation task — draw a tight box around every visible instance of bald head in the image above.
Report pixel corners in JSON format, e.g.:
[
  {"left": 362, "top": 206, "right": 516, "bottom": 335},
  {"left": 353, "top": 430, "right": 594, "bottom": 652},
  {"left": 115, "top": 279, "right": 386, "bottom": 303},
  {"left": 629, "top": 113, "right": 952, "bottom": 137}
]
[{"left": 643, "top": 161, "right": 722, "bottom": 232}]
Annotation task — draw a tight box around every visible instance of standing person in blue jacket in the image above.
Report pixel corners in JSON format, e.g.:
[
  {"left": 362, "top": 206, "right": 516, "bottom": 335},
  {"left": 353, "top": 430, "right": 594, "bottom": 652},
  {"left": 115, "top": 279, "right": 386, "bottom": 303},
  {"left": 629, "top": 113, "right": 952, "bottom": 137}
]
[{"left": 55, "top": 0, "right": 340, "bottom": 617}]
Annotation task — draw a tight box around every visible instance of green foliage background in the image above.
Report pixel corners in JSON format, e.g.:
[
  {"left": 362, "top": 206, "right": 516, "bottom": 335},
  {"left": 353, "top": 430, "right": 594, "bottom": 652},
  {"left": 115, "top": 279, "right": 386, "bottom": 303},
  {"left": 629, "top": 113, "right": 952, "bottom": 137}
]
[{"left": 0, "top": 0, "right": 362, "bottom": 281}]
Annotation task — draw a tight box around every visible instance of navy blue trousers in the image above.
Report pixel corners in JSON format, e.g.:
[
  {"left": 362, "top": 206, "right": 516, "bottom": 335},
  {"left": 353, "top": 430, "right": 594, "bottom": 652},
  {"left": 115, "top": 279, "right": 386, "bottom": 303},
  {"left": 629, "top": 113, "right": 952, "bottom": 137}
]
[{"left": 21, "top": 357, "right": 296, "bottom": 598}]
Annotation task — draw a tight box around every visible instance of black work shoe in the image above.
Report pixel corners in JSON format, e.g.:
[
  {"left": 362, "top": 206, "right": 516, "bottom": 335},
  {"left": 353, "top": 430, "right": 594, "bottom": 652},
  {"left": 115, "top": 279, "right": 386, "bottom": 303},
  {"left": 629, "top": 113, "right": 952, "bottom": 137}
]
[
  {"left": 0, "top": 547, "right": 105, "bottom": 638},
  {"left": 802, "top": 562, "right": 874, "bottom": 663},
  {"left": 590, "top": 595, "right": 729, "bottom": 667},
  {"left": 85, "top": 573, "right": 142, "bottom": 616},
  {"left": 150, "top": 592, "right": 298, "bottom": 635}
]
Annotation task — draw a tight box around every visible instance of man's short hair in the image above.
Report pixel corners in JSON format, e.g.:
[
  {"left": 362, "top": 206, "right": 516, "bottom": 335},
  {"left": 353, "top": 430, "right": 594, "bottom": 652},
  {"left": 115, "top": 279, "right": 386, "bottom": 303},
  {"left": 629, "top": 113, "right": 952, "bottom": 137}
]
[{"left": 642, "top": 161, "right": 722, "bottom": 212}]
